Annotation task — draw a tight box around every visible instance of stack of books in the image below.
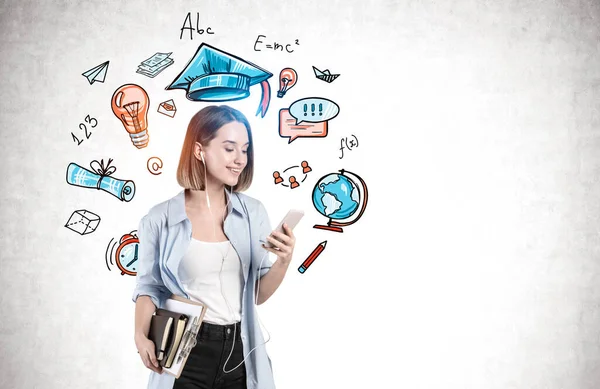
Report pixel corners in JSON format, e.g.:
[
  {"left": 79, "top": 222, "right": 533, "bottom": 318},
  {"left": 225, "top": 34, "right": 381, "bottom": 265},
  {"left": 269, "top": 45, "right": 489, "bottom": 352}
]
[
  {"left": 149, "top": 309, "right": 189, "bottom": 368},
  {"left": 147, "top": 297, "right": 206, "bottom": 378}
]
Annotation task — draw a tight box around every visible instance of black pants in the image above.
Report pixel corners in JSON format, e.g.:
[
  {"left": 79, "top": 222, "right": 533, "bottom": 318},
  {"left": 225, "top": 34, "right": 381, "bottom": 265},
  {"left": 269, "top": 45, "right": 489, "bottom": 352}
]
[{"left": 173, "top": 322, "right": 247, "bottom": 389}]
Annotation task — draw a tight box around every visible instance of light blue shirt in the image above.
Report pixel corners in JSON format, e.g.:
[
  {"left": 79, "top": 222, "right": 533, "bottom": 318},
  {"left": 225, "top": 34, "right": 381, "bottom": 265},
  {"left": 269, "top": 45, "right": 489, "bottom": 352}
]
[{"left": 132, "top": 190, "right": 276, "bottom": 389}]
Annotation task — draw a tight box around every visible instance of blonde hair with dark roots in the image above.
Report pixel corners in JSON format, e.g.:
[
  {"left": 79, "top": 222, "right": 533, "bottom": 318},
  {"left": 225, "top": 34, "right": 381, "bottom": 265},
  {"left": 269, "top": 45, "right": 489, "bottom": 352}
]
[{"left": 176, "top": 105, "right": 254, "bottom": 192}]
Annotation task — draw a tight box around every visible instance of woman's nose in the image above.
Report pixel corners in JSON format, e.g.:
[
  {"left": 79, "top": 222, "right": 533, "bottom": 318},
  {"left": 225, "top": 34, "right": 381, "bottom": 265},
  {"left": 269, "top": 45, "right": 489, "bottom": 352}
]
[{"left": 234, "top": 151, "right": 246, "bottom": 165}]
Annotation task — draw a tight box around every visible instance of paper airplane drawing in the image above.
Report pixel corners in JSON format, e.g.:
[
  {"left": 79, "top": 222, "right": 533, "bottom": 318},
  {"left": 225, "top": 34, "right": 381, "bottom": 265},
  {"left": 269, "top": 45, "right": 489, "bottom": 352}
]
[
  {"left": 82, "top": 61, "right": 109, "bottom": 85},
  {"left": 313, "top": 66, "right": 340, "bottom": 83}
]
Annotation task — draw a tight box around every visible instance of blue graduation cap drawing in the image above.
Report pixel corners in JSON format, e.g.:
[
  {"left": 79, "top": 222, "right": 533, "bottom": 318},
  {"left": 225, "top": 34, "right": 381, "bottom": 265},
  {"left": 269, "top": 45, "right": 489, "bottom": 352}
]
[{"left": 166, "top": 43, "right": 273, "bottom": 118}]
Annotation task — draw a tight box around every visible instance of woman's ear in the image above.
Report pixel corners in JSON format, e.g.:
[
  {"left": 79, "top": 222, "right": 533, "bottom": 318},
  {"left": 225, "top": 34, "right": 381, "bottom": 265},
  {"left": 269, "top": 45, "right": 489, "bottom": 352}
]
[{"left": 194, "top": 142, "right": 203, "bottom": 161}]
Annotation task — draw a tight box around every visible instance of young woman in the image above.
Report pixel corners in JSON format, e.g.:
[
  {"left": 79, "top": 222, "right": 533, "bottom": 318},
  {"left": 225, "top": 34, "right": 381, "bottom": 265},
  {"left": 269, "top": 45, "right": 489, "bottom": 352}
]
[{"left": 133, "top": 105, "right": 296, "bottom": 389}]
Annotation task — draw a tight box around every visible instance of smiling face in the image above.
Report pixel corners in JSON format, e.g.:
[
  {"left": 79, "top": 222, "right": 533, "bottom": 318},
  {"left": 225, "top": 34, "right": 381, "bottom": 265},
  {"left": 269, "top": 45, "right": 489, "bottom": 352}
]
[
  {"left": 196, "top": 121, "right": 250, "bottom": 188},
  {"left": 177, "top": 105, "right": 255, "bottom": 192}
]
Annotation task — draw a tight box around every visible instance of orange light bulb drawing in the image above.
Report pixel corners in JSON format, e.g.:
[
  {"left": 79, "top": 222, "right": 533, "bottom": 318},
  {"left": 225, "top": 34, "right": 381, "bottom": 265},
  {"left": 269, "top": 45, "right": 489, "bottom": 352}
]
[
  {"left": 277, "top": 68, "right": 298, "bottom": 98},
  {"left": 111, "top": 84, "right": 150, "bottom": 148}
]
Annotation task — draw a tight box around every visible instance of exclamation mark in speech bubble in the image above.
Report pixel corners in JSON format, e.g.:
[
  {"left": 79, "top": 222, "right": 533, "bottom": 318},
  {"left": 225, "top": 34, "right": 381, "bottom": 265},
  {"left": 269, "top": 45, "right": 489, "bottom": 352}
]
[
  {"left": 278, "top": 97, "right": 339, "bottom": 143},
  {"left": 289, "top": 97, "right": 340, "bottom": 124}
]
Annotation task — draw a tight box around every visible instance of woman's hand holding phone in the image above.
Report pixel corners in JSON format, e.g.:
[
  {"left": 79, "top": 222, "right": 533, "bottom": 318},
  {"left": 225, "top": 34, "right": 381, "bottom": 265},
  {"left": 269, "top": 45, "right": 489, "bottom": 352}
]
[
  {"left": 263, "top": 209, "right": 304, "bottom": 265},
  {"left": 262, "top": 210, "right": 303, "bottom": 248},
  {"left": 262, "top": 223, "right": 297, "bottom": 265},
  {"left": 261, "top": 209, "right": 303, "bottom": 265}
]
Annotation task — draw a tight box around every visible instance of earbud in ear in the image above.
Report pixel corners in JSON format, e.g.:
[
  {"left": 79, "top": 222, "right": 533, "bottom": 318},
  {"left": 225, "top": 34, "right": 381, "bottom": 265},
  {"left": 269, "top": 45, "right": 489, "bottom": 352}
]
[{"left": 200, "top": 151, "right": 205, "bottom": 163}]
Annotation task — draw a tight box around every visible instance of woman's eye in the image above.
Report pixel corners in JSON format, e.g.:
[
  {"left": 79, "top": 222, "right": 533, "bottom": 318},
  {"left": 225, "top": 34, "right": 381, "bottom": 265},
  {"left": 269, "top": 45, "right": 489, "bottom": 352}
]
[
  {"left": 225, "top": 148, "right": 234, "bottom": 152},
  {"left": 242, "top": 150, "right": 248, "bottom": 154}
]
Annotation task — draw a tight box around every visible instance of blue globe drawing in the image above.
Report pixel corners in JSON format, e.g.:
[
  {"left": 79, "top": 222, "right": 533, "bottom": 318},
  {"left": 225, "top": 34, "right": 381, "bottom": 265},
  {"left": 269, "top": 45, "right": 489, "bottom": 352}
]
[{"left": 312, "top": 173, "right": 360, "bottom": 220}]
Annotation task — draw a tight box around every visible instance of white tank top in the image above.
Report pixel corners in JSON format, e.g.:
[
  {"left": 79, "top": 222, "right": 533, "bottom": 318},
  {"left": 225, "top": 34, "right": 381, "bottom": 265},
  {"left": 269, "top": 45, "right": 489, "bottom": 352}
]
[{"left": 178, "top": 239, "right": 243, "bottom": 325}]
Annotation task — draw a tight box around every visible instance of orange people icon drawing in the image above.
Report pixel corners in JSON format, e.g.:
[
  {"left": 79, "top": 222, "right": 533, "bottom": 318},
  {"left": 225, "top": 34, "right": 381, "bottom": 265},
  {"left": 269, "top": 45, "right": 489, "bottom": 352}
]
[
  {"left": 289, "top": 176, "right": 299, "bottom": 189},
  {"left": 272, "top": 160, "right": 312, "bottom": 189},
  {"left": 301, "top": 161, "right": 312, "bottom": 174},
  {"left": 273, "top": 171, "right": 284, "bottom": 184}
]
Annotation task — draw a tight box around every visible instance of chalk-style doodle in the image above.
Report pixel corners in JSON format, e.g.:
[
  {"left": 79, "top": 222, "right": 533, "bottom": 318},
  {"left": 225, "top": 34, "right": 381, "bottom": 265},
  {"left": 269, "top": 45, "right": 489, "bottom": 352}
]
[
  {"left": 166, "top": 43, "right": 273, "bottom": 118},
  {"left": 298, "top": 240, "right": 327, "bottom": 274},
  {"left": 339, "top": 134, "right": 359, "bottom": 159},
  {"left": 137, "top": 52, "right": 174, "bottom": 78},
  {"left": 66, "top": 158, "right": 136, "bottom": 202},
  {"left": 158, "top": 99, "right": 177, "bottom": 118},
  {"left": 279, "top": 98, "right": 339, "bottom": 143},
  {"left": 111, "top": 84, "right": 150, "bottom": 149},
  {"left": 312, "top": 169, "right": 368, "bottom": 233},
  {"left": 254, "top": 35, "right": 300, "bottom": 53},
  {"left": 273, "top": 161, "right": 311, "bottom": 189},
  {"left": 64, "top": 209, "right": 101, "bottom": 235},
  {"left": 105, "top": 231, "right": 139, "bottom": 276},
  {"left": 313, "top": 66, "right": 340, "bottom": 83},
  {"left": 147, "top": 156, "right": 163, "bottom": 175},
  {"left": 82, "top": 61, "right": 109, "bottom": 84},
  {"left": 71, "top": 114, "right": 98, "bottom": 146},
  {"left": 277, "top": 68, "right": 298, "bottom": 98},
  {"left": 180, "top": 12, "right": 215, "bottom": 40}
]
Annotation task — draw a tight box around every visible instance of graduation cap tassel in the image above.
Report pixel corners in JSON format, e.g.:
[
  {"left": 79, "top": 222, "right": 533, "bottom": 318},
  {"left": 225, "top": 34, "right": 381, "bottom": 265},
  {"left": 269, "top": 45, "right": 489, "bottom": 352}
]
[{"left": 256, "top": 80, "right": 271, "bottom": 118}]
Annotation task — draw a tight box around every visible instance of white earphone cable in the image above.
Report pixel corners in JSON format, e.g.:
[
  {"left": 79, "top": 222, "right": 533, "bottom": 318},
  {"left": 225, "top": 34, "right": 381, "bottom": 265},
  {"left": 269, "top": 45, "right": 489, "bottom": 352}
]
[{"left": 201, "top": 152, "right": 270, "bottom": 374}]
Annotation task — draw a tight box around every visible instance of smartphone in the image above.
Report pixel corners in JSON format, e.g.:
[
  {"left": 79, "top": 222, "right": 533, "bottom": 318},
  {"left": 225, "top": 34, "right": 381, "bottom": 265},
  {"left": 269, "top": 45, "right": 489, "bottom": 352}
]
[{"left": 262, "top": 209, "right": 305, "bottom": 248}]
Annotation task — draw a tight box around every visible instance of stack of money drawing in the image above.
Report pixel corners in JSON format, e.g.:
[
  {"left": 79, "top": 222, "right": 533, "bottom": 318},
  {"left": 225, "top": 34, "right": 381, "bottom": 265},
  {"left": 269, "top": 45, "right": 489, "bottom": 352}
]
[{"left": 137, "top": 52, "right": 174, "bottom": 78}]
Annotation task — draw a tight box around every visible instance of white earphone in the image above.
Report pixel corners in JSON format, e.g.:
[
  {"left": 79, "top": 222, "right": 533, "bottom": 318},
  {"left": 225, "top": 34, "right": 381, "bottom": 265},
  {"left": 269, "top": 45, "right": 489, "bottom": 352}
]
[
  {"left": 199, "top": 150, "right": 211, "bottom": 209},
  {"left": 199, "top": 147, "right": 270, "bottom": 374}
]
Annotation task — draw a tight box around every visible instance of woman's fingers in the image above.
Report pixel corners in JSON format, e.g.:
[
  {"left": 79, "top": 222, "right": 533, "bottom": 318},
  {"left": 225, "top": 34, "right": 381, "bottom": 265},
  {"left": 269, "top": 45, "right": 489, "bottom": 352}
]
[
  {"left": 141, "top": 351, "right": 150, "bottom": 365},
  {"left": 261, "top": 245, "right": 275, "bottom": 254},
  {"left": 271, "top": 231, "right": 292, "bottom": 245},
  {"left": 281, "top": 223, "right": 296, "bottom": 240},
  {"left": 268, "top": 232, "right": 289, "bottom": 246},
  {"left": 262, "top": 243, "right": 283, "bottom": 255},
  {"left": 149, "top": 351, "right": 159, "bottom": 368},
  {"left": 270, "top": 226, "right": 296, "bottom": 248},
  {"left": 265, "top": 235, "right": 286, "bottom": 251},
  {"left": 139, "top": 343, "right": 162, "bottom": 373},
  {"left": 146, "top": 351, "right": 162, "bottom": 373},
  {"left": 263, "top": 223, "right": 298, "bottom": 257}
]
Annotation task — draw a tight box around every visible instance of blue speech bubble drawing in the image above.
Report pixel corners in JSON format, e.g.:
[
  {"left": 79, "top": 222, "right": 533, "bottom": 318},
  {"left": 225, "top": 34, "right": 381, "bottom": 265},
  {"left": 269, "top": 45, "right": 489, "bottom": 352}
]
[{"left": 289, "top": 98, "right": 340, "bottom": 125}]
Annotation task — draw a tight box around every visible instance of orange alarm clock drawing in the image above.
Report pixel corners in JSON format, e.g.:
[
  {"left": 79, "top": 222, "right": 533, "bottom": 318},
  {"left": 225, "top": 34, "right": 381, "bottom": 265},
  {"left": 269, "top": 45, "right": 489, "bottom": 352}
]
[{"left": 114, "top": 232, "right": 139, "bottom": 276}]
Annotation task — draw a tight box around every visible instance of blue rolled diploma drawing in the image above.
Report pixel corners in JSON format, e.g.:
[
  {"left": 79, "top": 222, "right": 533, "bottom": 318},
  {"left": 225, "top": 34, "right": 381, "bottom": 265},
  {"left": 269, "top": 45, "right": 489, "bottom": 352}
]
[{"left": 66, "top": 162, "right": 135, "bottom": 202}]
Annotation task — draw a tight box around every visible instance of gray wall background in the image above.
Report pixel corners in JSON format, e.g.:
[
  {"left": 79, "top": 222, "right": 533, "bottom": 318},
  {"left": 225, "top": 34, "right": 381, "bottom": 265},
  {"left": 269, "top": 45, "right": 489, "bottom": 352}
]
[{"left": 1, "top": 0, "right": 599, "bottom": 388}]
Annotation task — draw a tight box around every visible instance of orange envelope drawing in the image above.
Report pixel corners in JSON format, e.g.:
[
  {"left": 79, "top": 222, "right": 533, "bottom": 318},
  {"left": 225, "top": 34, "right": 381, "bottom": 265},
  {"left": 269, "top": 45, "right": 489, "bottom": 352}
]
[{"left": 158, "top": 99, "right": 176, "bottom": 118}]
